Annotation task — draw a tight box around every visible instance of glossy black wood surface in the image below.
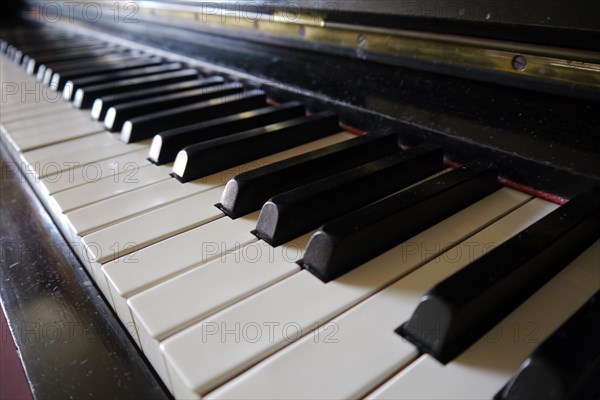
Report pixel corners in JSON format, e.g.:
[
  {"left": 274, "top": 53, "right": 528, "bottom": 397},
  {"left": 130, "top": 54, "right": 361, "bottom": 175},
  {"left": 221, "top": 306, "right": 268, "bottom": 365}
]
[
  {"left": 0, "top": 143, "right": 170, "bottom": 399},
  {"left": 36, "top": 11, "right": 599, "bottom": 199}
]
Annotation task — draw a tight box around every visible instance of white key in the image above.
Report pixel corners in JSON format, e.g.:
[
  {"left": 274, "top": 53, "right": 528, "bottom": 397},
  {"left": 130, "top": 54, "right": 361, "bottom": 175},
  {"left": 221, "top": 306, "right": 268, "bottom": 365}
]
[
  {"left": 368, "top": 240, "right": 600, "bottom": 400},
  {"left": 0, "top": 102, "right": 73, "bottom": 123},
  {"left": 6, "top": 115, "right": 102, "bottom": 139},
  {"left": 40, "top": 149, "right": 151, "bottom": 195},
  {"left": 206, "top": 198, "right": 557, "bottom": 400},
  {"left": 161, "top": 188, "right": 531, "bottom": 398},
  {"left": 19, "top": 133, "right": 141, "bottom": 186},
  {"left": 65, "top": 132, "right": 355, "bottom": 236},
  {"left": 102, "top": 212, "right": 260, "bottom": 300},
  {"left": 128, "top": 234, "right": 311, "bottom": 389},
  {"left": 101, "top": 213, "right": 259, "bottom": 337},
  {"left": 0, "top": 80, "right": 63, "bottom": 109},
  {"left": 0, "top": 82, "right": 62, "bottom": 105},
  {"left": 50, "top": 163, "right": 172, "bottom": 213},
  {"left": 83, "top": 186, "right": 224, "bottom": 264},
  {"left": 20, "top": 132, "right": 118, "bottom": 165},
  {"left": 0, "top": 95, "right": 61, "bottom": 110},
  {"left": 2, "top": 112, "right": 86, "bottom": 134},
  {"left": 31, "top": 139, "right": 148, "bottom": 178},
  {"left": 9, "top": 119, "right": 105, "bottom": 151},
  {"left": 66, "top": 177, "right": 220, "bottom": 236},
  {"left": 131, "top": 232, "right": 310, "bottom": 343}
]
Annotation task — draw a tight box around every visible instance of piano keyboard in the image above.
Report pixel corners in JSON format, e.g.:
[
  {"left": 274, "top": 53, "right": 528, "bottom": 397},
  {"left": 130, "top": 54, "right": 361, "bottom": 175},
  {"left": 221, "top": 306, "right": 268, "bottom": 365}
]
[{"left": 1, "top": 26, "right": 598, "bottom": 400}]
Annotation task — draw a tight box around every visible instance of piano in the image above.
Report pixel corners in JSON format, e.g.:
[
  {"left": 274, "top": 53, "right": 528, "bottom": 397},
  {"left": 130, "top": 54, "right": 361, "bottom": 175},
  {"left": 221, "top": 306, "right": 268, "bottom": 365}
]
[{"left": 1, "top": 1, "right": 599, "bottom": 398}]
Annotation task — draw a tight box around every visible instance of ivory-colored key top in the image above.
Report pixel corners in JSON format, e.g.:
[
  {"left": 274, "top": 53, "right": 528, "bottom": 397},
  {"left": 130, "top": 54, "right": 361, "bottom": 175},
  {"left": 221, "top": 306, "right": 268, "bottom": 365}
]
[
  {"left": 129, "top": 233, "right": 311, "bottom": 390},
  {"left": 161, "top": 188, "right": 531, "bottom": 398},
  {"left": 32, "top": 139, "right": 149, "bottom": 178},
  {"left": 100, "top": 213, "right": 260, "bottom": 343},
  {"left": 66, "top": 178, "right": 217, "bottom": 236},
  {"left": 83, "top": 186, "right": 224, "bottom": 264},
  {"left": 0, "top": 82, "right": 64, "bottom": 109},
  {"left": 367, "top": 240, "right": 600, "bottom": 400},
  {"left": 10, "top": 119, "right": 105, "bottom": 151},
  {"left": 7, "top": 114, "right": 103, "bottom": 139},
  {"left": 0, "top": 102, "right": 73, "bottom": 123},
  {"left": 20, "top": 132, "right": 119, "bottom": 165},
  {"left": 206, "top": 198, "right": 557, "bottom": 400},
  {"left": 102, "top": 213, "right": 260, "bottom": 301},
  {"left": 2, "top": 111, "right": 84, "bottom": 133},
  {"left": 51, "top": 163, "right": 172, "bottom": 213},
  {"left": 39, "top": 149, "right": 151, "bottom": 195}
]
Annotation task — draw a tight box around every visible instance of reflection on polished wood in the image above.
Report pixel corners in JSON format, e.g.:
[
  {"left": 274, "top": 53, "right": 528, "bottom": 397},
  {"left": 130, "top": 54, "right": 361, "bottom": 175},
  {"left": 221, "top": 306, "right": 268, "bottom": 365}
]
[{"left": 0, "top": 143, "right": 170, "bottom": 399}]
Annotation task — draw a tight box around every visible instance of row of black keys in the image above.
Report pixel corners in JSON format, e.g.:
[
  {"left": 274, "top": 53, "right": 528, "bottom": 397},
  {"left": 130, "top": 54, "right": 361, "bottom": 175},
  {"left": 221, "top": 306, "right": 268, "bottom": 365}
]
[
  {"left": 3, "top": 28, "right": 600, "bottom": 400},
  {"left": 2, "top": 28, "right": 349, "bottom": 179}
]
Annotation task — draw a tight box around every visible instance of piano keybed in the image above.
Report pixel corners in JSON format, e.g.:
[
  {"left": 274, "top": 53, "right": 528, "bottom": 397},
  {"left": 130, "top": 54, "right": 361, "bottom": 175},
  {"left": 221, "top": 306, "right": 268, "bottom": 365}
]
[{"left": 1, "top": 25, "right": 598, "bottom": 400}]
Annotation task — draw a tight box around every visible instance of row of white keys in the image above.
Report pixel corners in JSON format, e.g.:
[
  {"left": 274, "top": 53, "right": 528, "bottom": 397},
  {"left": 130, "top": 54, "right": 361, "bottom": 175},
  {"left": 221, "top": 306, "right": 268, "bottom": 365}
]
[
  {"left": 66, "top": 176, "right": 224, "bottom": 237},
  {"left": 1, "top": 102, "right": 75, "bottom": 124},
  {"left": 2, "top": 112, "right": 92, "bottom": 136},
  {"left": 0, "top": 56, "right": 37, "bottom": 91},
  {"left": 205, "top": 197, "right": 558, "bottom": 399},
  {"left": 368, "top": 239, "right": 600, "bottom": 400},
  {"left": 1, "top": 113, "right": 105, "bottom": 153},
  {"left": 40, "top": 148, "right": 152, "bottom": 195},
  {"left": 0, "top": 71, "right": 76, "bottom": 122},
  {"left": 87, "top": 134, "right": 354, "bottom": 331},
  {"left": 0, "top": 63, "right": 67, "bottom": 110},
  {"left": 0, "top": 63, "right": 112, "bottom": 154},
  {"left": 128, "top": 233, "right": 313, "bottom": 387},
  {"left": 160, "top": 187, "right": 532, "bottom": 398},
  {"left": 24, "top": 136, "right": 149, "bottom": 184},
  {"left": 18, "top": 132, "right": 147, "bottom": 196},
  {"left": 19, "top": 132, "right": 120, "bottom": 165},
  {"left": 1, "top": 53, "right": 21, "bottom": 79},
  {"left": 35, "top": 137, "right": 148, "bottom": 172},
  {"left": 0, "top": 70, "right": 106, "bottom": 151},
  {"left": 3, "top": 114, "right": 101, "bottom": 141},
  {"left": 101, "top": 212, "right": 260, "bottom": 333},
  {"left": 10, "top": 121, "right": 106, "bottom": 152},
  {"left": 50, "top": 163, "right": 173, "bottom": 213},
  {"left": 66, "top": 132, "right": 355, "bottom": 236},
  {"left": 0, "top": 87, "right": 64, "bottom": 109},
  {"left": 83, "top": 186, "right": 225, "bottom": 264}
]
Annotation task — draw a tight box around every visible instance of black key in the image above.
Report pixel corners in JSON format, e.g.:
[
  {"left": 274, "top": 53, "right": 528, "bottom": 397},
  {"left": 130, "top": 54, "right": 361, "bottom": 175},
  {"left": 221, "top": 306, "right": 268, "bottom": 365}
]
[
  {"left": 64, "top": 62, "right": 185, "bottom": 102},
  {"left": 150, "top": 102, "right": 306, "bottom": 165},
  {"left": 4, "top": 32, "right": 73, "bottom": 56},
  {"left": 10, "top": 36, "right": 95, "bottom": 51},
  {"left": 104, "top": 82, "right": 245, "bottom": 132},
  {"left": 398, "top": 192, "right": 600, "bottom": 364},
  {"left": 48, "top": 55, "right": 160, "bottom": 89},
  {"left": 121, "top": 90, "right": 266, "bottom": 143},
  {"left": 173, "top": 111, "right": 340, "bottom": 183},
  {"left": 13, "top": 39, "right": 97, "bottom": 64},
  {"left": 91, "top": 77, "right": 225, "bottom": 121},
  {"left": 71, "top": 69, "right": 199, "bottom": 109},
  {"left": 26, "top": 46, "right": 123, "bottom": 74},
  {"left": 11, "top": 37, "right": 96, "bottom": 58},
  {"left": 300, "top": 161, "right": 501, "bottom": 282},
  {"left": 24, "top": 45, "right": 114, "bottom": 71},
  {"left": 35, "top": 46, "right": 127, "bottom": 80},
  {"left": 495, "top": 291, "right": 600, "bottom": 400},
  {"left": 255, "top": 144, "right": 444, "bottom": 246},
  {"left": 44, "top": 53, "right": 143, "bottom": 85},
  {"left": 218, "top": 133, "right": 401, "bottom": 218},
  {"left": 65, "top": 62, "right": 181, "bottom": 94}
]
